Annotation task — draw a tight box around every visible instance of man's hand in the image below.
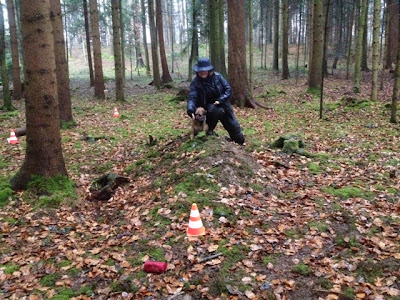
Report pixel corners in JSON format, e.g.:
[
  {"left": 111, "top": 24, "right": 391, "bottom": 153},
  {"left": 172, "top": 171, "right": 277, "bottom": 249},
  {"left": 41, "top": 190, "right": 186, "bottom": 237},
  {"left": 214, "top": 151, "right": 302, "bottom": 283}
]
[
  {"left": 214, "top": 101, "right": 220, "bottom": 105},
  {"left": 191, "top": 113, "right": 195, "bottom": 120}
]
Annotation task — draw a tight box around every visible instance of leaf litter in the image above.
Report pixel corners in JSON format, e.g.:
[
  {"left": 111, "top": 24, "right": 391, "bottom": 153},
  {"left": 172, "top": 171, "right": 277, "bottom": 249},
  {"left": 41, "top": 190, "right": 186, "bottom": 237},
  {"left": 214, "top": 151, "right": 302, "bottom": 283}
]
[{"left": 0, "top": 73, "right": 399, "bottom": 299}]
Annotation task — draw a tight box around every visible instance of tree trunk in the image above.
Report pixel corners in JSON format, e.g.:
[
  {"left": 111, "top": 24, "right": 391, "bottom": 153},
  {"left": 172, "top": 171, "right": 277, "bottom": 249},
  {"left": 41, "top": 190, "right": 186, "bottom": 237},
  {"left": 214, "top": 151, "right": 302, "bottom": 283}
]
[
  {"left": 281, "top": 0, "right": 289, "bottom": 79},
  {"left": 386, "top": 0, "right": 398, "bottom": 69},
  {"left": 390, "top": 0, "right": 400, "bottom": 123},
  {"left": 249, "top": 0, "right": 254, "bottom": 95},
  {"left": 0, "top": 3, "right": 13, "bottom": 111},
  {"left": 209, "top": 0, "right": 222, "bottom": 72},
  {"left": 308, "top": 0, "right": 323, "bottom": 89},
  {"left": 346, "top": 0, "right": 355, "bottom": 79},
  {"left": 50, "top": 0, "right": 73, "bottom": 123},
  {"left": 11, "top": 0, "right": 68, "bottom": 190},
  {"left": 227, "top": 0, "right": 252, "bottom": 108},
  {"left": 6, "top": 0, "right": 22, "bottom": 101},
  {"left": 371, "top": 0, "right": 380, "bottom": 101},
  {"left": 119, "top": 0, "right": 126, "bottom": 85},
  {"left": 141, "top": 0, "right": 151, "bottom": 76},
  {"left": 188, "top": 0, "right": 199, "bottom": 81},
  {"left": 353, "top": 0, "right": 368, "bottom": 93},
  {"left": 218, "top": 0, "right": 227, "bottom": 77},
  {"left": 89, "top": 0, "right": 105, "bottom": 99},
  {"left": 272, "top": 0, "right": 279, "bottom": 71},
  {"left": 148, "top": 0, "right": 161, "bottom": 88},
  {"left": 83, "top": 0, "right": 94, "bottom": 87},
  {"left": 361, "top": 0, "right": 370, "bottom": 71},
  {"left": 156, "top": 0, "right": 172, "bottom": 83},
  {"left": 112, "top": 0, "right": 125, "bottom": 101}
]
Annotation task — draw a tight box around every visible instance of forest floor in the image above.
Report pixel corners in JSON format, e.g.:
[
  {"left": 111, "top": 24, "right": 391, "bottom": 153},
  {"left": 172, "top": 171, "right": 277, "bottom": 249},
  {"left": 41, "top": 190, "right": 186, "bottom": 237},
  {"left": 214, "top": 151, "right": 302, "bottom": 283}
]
[{"left": 0, "top": 69, "right": 400, "bottom": 300}]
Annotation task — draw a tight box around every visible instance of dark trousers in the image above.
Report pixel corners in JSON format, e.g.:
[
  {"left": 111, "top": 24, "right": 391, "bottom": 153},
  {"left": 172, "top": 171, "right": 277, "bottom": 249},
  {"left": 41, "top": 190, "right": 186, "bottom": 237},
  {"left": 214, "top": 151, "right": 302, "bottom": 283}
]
[{"left": 206, "top": 103, "right": 245, "bottom": 145}]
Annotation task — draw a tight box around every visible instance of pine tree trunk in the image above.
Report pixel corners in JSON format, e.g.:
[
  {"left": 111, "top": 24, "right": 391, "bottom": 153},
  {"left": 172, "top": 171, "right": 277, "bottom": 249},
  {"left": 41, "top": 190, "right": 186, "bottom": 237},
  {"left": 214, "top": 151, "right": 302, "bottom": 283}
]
[
  {"left": 390, "top": 0, "right": 400, "bottom": 123},
  {"left": 148, "top": 0, "right": 161, "bottom": 88},
  {"left": 218, "top": 0, "right": 227, "bottom": 77},
  {"left": 0, "top": 3, "right": 12, "bottom": 111},
  {"left": 353, "top": 0, "right": 368, "bottom": 93},
  {"left": 188, "top": 0, "right": 198, "bottom": 81},
  {"left": 50, "top": 0, "right": 73, "bottom": 123},
  {"left": 272, "top": 0, "right": 279, "bottom": 71},
  {"left": 11, "top": 0, "right": 68, "bottom": 190},
  {"left": 90, "top": 0, "right": 105, "bottom": 99},
  {"left": 83, "top": 0, "right": 94, "bottom": 87},
  {"left": 249, "top": 0, "right": 254, "bottom": 95},
  {"left": 156, "top": 0, "right": 172, "bottom": 83},
  {"left": 371, "top": 0, "right": 380, "bottom": 101},
  {"left": 112, "top": 0, "right": 125, "bottom": 101},
  {"left": 361, "top": 0, "right": 370, "bottom": 71},
  {"left": 227, "top": 0, "right": 249, "bottom": 108},
  {"left": 308, "top": 0, "right": 323, "bottom": 89},
  {"left": 281, "top": 0, "right": 289, "bottom": 79},
  {"left": 6, "top": 0, "right": 22, "bottom": 101},
  {"left": 386, "top": 0, "right": 398, "bottom": 69},
  {"left": 141, "top": 0, "right": 151, "bottom": 76},
  {"left": 209, "top": 0, "right": 221, "bottom": 71},
  {"left": 119, "top": 0, "right": 126, "bottom": 85}
]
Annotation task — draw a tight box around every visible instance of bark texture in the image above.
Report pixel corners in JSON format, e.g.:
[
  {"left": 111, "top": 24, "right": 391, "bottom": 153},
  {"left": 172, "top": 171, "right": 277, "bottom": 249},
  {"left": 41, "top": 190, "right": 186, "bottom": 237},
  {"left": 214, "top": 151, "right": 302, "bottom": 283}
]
[
  {"left": 89, "top": 0, "right": 105, "bottom": 99},
  {"left": 112, "top": 0, "right": 125, "bottom": 101},
  {"left": 6, "top": 0, "right": 22, "bottom": 100},
  {"left": 11, "top": 0, "right": 68, "bottom": 190},
  {"left": 50, "top": 0, "right": 73, "bottom": 122}
]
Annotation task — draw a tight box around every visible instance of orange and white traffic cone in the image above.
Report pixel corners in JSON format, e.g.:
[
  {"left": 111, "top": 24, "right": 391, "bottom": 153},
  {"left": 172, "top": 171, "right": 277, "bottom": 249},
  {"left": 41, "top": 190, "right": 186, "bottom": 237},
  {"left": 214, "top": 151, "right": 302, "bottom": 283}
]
[
  {"left": 7, "top": 129, "right": 19, "bottom": 145},
  {"left": 113, "top": 107, "right": 120, "bottom": 118},
  {"left": 187, "top": 203, "right": 206, "bottom": 236}
]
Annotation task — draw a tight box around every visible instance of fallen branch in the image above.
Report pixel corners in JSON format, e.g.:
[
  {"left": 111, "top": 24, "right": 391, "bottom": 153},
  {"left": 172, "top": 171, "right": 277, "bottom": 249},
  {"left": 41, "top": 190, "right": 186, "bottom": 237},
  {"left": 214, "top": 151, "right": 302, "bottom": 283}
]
[{"left": 197, "top": 252, "right": 223, "bottom": 264}]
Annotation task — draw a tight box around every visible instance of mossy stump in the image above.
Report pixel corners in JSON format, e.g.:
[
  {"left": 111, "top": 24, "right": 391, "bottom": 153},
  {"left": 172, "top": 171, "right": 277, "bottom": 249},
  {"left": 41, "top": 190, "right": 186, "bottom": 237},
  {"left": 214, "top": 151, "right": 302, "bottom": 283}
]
[{"left": 273, "top": 134, "right": 314, "bottom": 157}]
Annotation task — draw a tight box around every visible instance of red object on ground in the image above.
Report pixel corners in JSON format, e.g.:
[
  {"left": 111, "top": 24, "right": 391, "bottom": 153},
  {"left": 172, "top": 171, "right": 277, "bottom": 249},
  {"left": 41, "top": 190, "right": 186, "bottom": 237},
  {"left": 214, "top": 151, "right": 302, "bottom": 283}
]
[{"left": 143, "top": 261, "right": 168, "bottom": 273}]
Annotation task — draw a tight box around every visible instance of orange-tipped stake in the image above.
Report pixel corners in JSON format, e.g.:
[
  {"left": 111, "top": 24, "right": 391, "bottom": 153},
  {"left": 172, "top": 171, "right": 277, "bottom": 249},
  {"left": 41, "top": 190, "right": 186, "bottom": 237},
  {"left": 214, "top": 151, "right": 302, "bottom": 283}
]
[
  {"left": 113, "top": 107, "right": 120, "bottom": 118},
  {"left": 7, "top": 129, "right": 19, "bottom": 145},
  {"left": 187, "top": 203, "right": 206, "bottom": 236}
]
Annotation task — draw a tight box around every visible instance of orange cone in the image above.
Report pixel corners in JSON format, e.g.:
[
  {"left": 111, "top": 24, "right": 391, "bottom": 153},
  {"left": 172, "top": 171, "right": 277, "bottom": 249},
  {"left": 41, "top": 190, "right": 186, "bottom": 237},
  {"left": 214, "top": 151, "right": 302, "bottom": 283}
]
[
  {"left": 7, "top": 129, "right": 19, "bottom": 145},
  {"left": 113, "top": 107, "right": 120, "bottom": 118},
  {"left": 187, "top": 203, "right": 206, "bottom": 236}
]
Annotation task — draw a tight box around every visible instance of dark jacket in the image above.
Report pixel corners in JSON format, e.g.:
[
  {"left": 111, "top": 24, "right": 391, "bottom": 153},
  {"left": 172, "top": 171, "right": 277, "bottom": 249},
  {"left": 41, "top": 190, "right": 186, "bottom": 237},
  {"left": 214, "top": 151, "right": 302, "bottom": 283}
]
[{"left": 187, "top": 72, "right": 232, "bottom": 116}]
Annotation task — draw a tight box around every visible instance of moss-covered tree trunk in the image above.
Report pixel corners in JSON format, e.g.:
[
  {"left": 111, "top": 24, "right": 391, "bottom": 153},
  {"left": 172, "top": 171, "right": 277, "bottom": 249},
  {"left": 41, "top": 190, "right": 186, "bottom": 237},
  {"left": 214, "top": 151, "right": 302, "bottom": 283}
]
[
  {"left": 371, "top": 0, "right": 380, "bottom": 101},
  {"left": 11, "top": 0, "right": 68, "bottom": 190},
  {"left": 0, "top": 3, "right": 13, "bottom": 111},
  {"left": 112, "top": 0, "right": 125, "bottom": 101},
  {"left": 6, "top": 0, "right": 22, "bottom": 101},
  {"left": 209, "top": 0, "right": 222, "bottom": 72},
  {"left": 188, "top": 0, "right": 199, "bottom": 81},
  {"left": 353, "top": 0, "right": 368, "bottom": 93}
]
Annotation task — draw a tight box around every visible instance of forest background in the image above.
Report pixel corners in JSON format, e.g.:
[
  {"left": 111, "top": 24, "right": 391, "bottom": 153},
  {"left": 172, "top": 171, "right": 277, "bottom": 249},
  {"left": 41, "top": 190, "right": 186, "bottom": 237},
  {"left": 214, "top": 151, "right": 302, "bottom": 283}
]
[{"left": 0, "top": 0, "right": 400, "bottom": 299}]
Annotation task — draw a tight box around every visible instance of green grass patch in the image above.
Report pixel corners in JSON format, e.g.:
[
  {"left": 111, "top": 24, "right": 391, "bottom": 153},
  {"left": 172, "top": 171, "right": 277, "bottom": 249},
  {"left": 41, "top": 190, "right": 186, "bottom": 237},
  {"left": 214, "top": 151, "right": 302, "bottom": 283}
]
[
  {"left": 40, "top": 273, "right": 60, "bottom": 287},
  {"left": 307, "top": 221, "right": 328, "bottom": 232},
  {"left": 292, "top": 263, "right": 312, "bottom": 276},
  {"left": 0, "top": 176, "right": 13, "bottom": 207},
  {"left": 355, "top": 260, "right": 384, "bottom": 284},
  {"left": 324, "top": 186, "right": 371, "bottom": 200},
  {"left": 308, "top": 162, "right": 320, "bottom": 174},
  {"left": 0, "top": 262, "right": 20, "bottom": 274}
]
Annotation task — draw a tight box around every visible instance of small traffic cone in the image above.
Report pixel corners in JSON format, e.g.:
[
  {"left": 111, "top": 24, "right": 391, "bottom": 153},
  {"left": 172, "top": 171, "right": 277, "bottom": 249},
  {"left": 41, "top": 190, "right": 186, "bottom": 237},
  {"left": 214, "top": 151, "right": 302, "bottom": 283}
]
[
  {"left": 187, "top": 203, "right": 206, "bottom": 236},
  {"left": 113, "top": 107, "right": 120, "bottom": 118},
  {"left": 7, "top": 129, "right": 19, "bottom": 145}
]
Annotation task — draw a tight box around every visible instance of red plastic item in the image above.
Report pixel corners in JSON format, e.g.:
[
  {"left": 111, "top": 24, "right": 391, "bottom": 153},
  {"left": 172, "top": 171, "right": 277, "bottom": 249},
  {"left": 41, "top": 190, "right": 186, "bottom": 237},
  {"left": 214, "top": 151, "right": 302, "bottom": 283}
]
[{"left": 143, "top": 261, "right": 168, "bottom": 273}]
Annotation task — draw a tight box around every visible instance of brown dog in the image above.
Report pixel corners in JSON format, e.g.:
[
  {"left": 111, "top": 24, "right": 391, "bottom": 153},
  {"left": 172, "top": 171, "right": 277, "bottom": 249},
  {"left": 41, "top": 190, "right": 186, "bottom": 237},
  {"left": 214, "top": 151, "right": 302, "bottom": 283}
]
[{"left": 190, "top": 107, "right": 208, "bottom": 139}]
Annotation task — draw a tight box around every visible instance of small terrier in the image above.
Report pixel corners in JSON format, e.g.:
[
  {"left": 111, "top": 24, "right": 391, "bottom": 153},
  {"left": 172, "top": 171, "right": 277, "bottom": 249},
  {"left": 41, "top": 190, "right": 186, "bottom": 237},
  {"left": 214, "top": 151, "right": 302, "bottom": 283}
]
[{"left": 190, "top": 107, "right": 208, "bottom": 139}]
